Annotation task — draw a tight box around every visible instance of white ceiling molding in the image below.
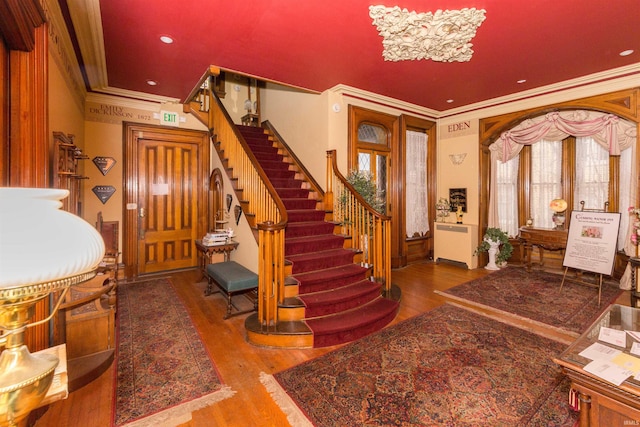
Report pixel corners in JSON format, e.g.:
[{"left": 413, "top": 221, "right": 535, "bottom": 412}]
[{"left": 369, "top": 5, "right": 486, "bottom": 63}]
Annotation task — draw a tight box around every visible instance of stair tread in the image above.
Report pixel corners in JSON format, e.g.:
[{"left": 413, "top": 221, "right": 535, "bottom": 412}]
[
  {"left": 305, "top": 297, "right": 398, "bottom": 334},
  {"left": 299, "top": 280, "right": 380, "bottom": 304},
  {"left": 292, "top": 262, "right": 367, "bottom": 281}
]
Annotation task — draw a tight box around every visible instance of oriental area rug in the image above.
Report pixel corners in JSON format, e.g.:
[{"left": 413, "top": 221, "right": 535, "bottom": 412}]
[
  {"left": 435, "top": 267, "right": 622, "bottom": 341},
  {"left": 113, "top": 278, "right": 234, "bottom": 427},
  {"left": 262, "top": 304, "right": 578, "bottom": 427}
]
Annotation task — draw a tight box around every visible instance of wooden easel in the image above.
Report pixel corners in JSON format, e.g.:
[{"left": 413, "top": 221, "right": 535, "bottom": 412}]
[{"left": 559, "top": 201, "right": 617, "bottom": 305}]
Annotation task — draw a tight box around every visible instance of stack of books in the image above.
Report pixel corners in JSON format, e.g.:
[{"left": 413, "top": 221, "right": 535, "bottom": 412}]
[{"left": 202, "top": 232, "right": 229, "bottom": 246}]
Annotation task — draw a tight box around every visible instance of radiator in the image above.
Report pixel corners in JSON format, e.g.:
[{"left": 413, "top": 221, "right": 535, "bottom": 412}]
[{"left": 434, "top": 223, "right": 478, "bottom": 269}]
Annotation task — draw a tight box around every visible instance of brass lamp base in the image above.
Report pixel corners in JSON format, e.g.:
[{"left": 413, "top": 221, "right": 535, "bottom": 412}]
[{"left": 0, "top": 345, "right": 57, "bottom": 426}]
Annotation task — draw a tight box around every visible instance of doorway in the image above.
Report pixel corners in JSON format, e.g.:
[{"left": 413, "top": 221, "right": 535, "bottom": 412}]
[
  {"left": 348, "top": 106, "right": 436, "bottom": 267},
  {"left": 122, "top": 122, "right": 210, "bottom": 278}
]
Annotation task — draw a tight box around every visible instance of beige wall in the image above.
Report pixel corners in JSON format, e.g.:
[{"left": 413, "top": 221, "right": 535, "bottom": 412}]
[{"left": 47, "top": 34, "right": 638, "bottom": 272}]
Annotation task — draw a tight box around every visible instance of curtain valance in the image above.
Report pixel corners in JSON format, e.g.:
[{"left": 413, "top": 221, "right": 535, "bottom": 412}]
[{"left": 490, "top": 110, "right": 637, "bottom": 162}]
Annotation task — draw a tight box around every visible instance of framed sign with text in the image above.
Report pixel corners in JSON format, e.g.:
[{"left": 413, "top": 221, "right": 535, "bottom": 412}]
[{"left": 449, "top": 188, "right": 467, "bottom": 212}]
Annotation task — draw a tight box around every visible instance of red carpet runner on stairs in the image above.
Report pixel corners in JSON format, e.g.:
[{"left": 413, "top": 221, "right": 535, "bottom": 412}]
[{"left": 238, "top": 125, "right": 399, "bottom": 347}]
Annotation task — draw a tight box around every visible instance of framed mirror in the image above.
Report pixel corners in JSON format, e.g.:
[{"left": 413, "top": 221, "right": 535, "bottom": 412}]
[{"left": 209, "top": 168, "right": 225, "bottom": 232}]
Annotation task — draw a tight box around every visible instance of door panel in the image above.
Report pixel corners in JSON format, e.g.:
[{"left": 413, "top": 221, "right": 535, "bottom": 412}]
[
  {"left": 123, "top": 123, "right": 210, "bottom": 279},
  {"left": 138, "top": 140, "right": 198, "bottom": 274}
]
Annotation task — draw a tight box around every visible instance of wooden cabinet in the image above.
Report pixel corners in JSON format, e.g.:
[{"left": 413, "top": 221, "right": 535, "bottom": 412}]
[
  {"left": 434, "top": 223, "right": 478, "bottom": 269},
  {"left": 554, "top": 304, "right": 640, "bottom": 426},
  {"left": 52, "top": 132, "right": 88, "bottom": 215}
]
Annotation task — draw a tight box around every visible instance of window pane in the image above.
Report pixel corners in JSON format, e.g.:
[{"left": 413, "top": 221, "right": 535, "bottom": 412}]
[
  {"left": 575, "top": 136, "right": 609, "bottom": 211},
  {"left": 358, "top": 152, "right": 371, "bottom": 173},
  {"left": 497, "top": 156, "right": 519, "bottom": 236},
  {"left": 358, "top": 123, "right": 387, "bottom": 145},
  {"left": 531, "top": 140, "right": 562, "bottom": 228},
  {"left": 376, "top": 154, "right": 387, "bottom": 213},
  {"left": 405, "top": 130, "right": 428, "bottom": 237}
]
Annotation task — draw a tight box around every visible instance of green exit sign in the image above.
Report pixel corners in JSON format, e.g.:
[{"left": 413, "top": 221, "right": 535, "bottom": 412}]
[{"left": 160, "top": 110, "right": 179, "bottom": 127}]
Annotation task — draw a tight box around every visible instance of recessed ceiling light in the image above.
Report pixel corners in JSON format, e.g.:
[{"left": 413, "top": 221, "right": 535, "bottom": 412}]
[
  {"left": 160, "top": 35, "right": 174, "bottom": 44},
  {"left": 517, "top": 79, "right": 527, "bottom": 84},
  {"left": 146, "top": 80, "right": 158, "bottom": 86},
  {"left": 620, "top": 49, "right": 634, "bottom": 57},
  {"left": 446, "top": 99, "right": 454, "bottom": 103}
]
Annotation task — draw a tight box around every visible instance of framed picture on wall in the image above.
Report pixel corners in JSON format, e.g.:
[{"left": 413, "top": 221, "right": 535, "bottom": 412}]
[{"left": 449, "top": 188, "right": 467, "bottom": 212}]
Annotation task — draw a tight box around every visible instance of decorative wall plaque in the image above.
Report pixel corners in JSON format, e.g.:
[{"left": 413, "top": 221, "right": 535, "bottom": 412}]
[
  {"left": 226, "top": 194, "right": 233, "bottom": 212},
  {"left": 449, "top": 188, "right": 467, "bottom": 212},
  {"left": 92, "top": 156, "right": 116, "bottom": 176},
  {"left": 234, "top": 204, "right": 243, "bottom": 225},
  {"left": 92, "top": 185, "right": 116, "bottom": 204}
]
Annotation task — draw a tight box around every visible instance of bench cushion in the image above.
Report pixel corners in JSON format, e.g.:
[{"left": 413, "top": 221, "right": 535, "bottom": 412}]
[{"left": 206, "top": 261, "right": 258, "bottom": 292}]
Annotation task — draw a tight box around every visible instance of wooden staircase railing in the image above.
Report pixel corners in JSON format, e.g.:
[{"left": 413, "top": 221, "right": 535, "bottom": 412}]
[
  {"left": 185, "top": 67, "right": 287, "bottom": 329},
  {"left": 184, "top": 67, "right": 393, "bottom": 339},
  {"left": 325, "top": 150, "right": 393, "bottom": 292}
]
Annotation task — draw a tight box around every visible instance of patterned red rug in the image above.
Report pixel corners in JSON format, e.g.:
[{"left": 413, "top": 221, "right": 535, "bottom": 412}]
[
  {"left": 262, "top": 304, "right": 578, "bottom": 426},
  {"left": 435, "top": 267, "right": 622, "bottom": 340},
  {"left": 113, "top": 278, "right": 234, "bottom": 427}
]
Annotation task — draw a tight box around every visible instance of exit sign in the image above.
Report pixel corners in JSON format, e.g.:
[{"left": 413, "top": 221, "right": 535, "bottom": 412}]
[{"left": 160, "top": 110, "right": 179, "bottom": 127}]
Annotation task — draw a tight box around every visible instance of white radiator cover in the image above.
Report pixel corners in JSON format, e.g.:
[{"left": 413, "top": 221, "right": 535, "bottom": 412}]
[{"left": 434, "top": 223, "right": 478, "bottom": 269}]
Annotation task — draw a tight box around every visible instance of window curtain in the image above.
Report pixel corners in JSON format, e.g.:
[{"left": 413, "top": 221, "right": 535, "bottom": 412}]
[
  {"left": 530, "top": 140, "right": 562, "bottom": 229},
  {"left": 487, "top": 110, "right": 637, "bottom": 288},
  {"left": 496, "top": 156, "right": 519, "bottom": 236},
  {"left": 575, "top": 136, "right": 610, "bottom": 212},
  {"left": 405, "top": 130, "right": 429, "bottom": 237}
]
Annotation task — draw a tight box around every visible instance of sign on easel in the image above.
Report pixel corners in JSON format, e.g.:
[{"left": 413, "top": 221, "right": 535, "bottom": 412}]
[{"left": 563, "top": 211, "right": 621, "bottom": 275}]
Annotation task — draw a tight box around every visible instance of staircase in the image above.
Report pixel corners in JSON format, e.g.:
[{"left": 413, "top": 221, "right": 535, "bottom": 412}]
[{"left": 238, "top": 125, "right": 399, "bottom": 348}]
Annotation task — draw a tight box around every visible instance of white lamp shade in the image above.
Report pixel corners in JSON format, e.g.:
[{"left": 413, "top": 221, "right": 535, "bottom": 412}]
[{"left": 0, "top": 188, "right": 105, "bottom": 288}]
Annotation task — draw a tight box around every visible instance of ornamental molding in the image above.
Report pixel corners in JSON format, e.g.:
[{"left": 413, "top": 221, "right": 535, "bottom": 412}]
[{"left": 369, "top": 5, "right": 486, "bottom": 63}]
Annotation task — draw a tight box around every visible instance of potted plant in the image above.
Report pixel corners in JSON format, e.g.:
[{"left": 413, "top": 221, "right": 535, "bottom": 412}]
[{"left": 475, "top": 227, "right": 513, "bottom": 270}]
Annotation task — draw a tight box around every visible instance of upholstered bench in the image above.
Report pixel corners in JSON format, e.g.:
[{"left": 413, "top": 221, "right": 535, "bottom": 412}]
[{"left": 205, "top": 261, "right": 258, "bottom": 319}]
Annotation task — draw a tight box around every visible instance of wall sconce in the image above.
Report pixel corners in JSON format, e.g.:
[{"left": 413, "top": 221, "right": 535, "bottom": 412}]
[
  {"left": 449, "top": 153, "right": 467, "bottom": 165},
  {"left": 0, "top": 188, "right": 105, "bottom": 425}
]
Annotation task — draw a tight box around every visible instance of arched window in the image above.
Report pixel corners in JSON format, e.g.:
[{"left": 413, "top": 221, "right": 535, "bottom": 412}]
[{"left": 489, "top": 110, "right": 636, "bottom": 252}]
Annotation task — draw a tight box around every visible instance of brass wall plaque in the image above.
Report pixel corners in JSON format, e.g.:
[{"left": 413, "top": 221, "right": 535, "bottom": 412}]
[
  {"left": 92, "top": 156, "right": 116, "bottom": 176},
  {"left": 92, "top": 185, "right": 116, "bottom": 204}
]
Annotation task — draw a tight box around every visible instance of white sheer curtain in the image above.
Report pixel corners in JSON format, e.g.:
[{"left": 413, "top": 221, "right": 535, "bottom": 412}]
[
  {"left": 496, "top": 156, "right": 519, "bottom": 236},
  {"left": 531, "top": 140, "right": 562, "bottom": 229},
  {"left": 575, "top": 136, "right": 609, "bottom": 211},
  {"left": 405, "top": 130, "right": 429, "bottom": 237}
]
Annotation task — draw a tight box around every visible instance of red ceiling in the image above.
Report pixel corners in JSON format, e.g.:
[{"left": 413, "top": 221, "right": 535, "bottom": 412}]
[{"left": 92, "top": 0, "right": 640, "bottom": 111}]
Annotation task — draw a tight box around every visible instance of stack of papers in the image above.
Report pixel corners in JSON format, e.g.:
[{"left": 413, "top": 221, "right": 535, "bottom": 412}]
[{"left": 578, "top": 327, "right": 640, "bottom": 386}]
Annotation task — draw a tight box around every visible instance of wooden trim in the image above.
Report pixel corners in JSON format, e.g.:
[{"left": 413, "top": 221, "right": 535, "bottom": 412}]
[
  {"left": 0, "top": 0, "right": 46, "bottom": 51},
  {"left": 399, "top": 114, "right": 437, "bottom": 266}
]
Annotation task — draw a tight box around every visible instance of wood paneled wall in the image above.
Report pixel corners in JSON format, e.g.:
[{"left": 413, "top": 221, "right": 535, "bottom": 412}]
[{"left": 1, "top": 0, "right": 50, "bottom": 351}]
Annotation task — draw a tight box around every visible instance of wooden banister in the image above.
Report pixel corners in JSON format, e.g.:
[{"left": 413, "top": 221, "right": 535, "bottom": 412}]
[
  {"left": 186, "top": 69, "right": 287, "bottom": 329},
  {"left": 325, "top": 150, "right": 392, "bottom": 291}
]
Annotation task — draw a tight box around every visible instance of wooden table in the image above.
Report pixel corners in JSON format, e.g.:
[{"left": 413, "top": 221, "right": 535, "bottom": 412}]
[
  {"left": 195, "top": 239, "right": 238, "bottom": 280},
  {"left": 518, "top": 226, "right": 568, "bottom": 271},
  {"left": 554, "top": 304, "right": 640, "bottom": 426}
]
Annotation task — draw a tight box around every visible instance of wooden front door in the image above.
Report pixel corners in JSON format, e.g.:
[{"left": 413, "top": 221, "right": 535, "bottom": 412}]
[{"left": 123, "top": 123, "right": 210, "bottom": 278}]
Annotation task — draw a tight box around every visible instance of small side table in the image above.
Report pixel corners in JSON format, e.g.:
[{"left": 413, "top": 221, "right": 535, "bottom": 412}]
[
  {"left": 195, "top": 239, "right": 239, "bottom": 281},
  {"left": 630, "top": 257, "right": 640, "bottom": 307}
]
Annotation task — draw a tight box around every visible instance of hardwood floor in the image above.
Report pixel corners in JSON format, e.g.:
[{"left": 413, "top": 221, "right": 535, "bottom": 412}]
[{"left": 33, "top": 262, "right": 628, "bottom": 427}]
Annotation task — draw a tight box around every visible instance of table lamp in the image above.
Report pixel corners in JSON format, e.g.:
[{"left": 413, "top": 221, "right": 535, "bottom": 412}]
[{"left": 0, "top": 188, "right": 105, "bottom": 426}]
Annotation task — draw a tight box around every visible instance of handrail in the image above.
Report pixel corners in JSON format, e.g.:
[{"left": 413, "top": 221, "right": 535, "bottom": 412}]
[
  {"left": 186, "top": 69, "right": 287, "bottom": 329},
  {"left": 325, "top": 150, "right": 392, "bottom": 291}
]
